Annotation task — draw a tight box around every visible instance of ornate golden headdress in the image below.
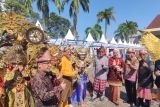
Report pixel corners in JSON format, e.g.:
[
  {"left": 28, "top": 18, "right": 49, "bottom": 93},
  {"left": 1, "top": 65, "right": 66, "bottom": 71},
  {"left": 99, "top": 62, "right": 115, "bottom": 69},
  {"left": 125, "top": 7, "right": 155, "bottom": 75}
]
[
  {"left": 77, "top": 48, "right": 89, "bottom": 55},
  {"left": 0, "top": 11, "right": 32, "bottom": 35}
]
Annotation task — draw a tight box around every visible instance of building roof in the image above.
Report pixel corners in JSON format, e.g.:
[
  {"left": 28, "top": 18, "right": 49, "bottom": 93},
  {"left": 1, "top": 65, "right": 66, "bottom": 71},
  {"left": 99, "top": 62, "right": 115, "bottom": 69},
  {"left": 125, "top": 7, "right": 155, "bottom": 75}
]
[{"left": 147, "top": 15, "right": 160, "bottom": 29}]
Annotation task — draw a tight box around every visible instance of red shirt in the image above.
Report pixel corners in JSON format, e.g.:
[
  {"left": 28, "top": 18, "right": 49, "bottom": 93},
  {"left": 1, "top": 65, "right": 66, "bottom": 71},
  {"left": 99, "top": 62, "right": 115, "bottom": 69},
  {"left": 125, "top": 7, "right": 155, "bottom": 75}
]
[{"left": 107, "top": 57, "right": 124, "bottom": 82}]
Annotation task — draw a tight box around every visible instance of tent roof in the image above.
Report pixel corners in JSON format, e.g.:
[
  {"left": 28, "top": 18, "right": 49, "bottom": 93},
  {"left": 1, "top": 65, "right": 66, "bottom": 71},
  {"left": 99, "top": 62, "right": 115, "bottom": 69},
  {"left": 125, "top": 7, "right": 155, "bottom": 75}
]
[
  {"left": 118, "top": 39, "right": 123, "bottom": 44},
  {"left": 64, "top": 29, "right": 75, "bottom": 40},
  {"left": 110, "top": 37, "right": 117, "bottom": 44},
  {"left": 123, "top": 40, "right": 128, "bottom": 45},
  {"left": 86, "top": 33, "right": 95, "bottom": 42},
  {"left": 99, "top": 34, "right": 108, "bottom": 44}
]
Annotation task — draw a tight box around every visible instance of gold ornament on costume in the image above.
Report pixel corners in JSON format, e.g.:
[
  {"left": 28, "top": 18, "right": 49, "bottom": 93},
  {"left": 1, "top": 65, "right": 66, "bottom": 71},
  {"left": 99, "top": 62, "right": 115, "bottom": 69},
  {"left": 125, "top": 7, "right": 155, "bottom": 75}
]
[
  {"left": 0, "top": 11, "right": 45, "bottom": 44},
  {"left": 0, "top": 11, "right": 32, "bottom": 42},
  {"left": 48, "top": 45, "right": 61, "bottom": 61},
  {"left": 4, "top": 69, "right": 15, "bottom": 81},
  {"left": 26, "top": 43, "right": 45, "bottom": 64},
  {"left": 2, "top": 45, "right": 26, "bottom": 65},
  {"left": 74, "top": 48, "right": 93, "bottom": 75},
  {"left": 140, "top": 32, "right": 160, "bottom": 61}
]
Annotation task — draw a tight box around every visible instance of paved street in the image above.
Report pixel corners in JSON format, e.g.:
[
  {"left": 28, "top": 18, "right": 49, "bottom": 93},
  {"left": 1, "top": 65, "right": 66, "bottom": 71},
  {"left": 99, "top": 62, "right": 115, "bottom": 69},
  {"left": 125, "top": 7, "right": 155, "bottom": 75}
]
[{"left": 73, "top": 85, "right": 158, "bottom": 107}]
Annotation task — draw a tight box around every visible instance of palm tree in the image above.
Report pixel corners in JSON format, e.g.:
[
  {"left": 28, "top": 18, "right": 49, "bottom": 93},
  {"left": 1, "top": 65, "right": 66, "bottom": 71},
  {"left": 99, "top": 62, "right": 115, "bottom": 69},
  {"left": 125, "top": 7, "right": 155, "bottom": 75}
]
[
  {"left": 114, "top": 20, "right": 138, "bottom": 43},
  {"left": 23, "top": 0, "right": 62, "bottom": 24},
  {"left": 85, "top": 24, "right": 102, "bottom": 41},
  {"left": 62, "top": 0, "right": 89, "bottom": 38},
  {"left": 23, "top": 0, "right": 32, "bottom": 12},
  {"left": 97, "top": 7, "right": 115, "bottom": 39}
]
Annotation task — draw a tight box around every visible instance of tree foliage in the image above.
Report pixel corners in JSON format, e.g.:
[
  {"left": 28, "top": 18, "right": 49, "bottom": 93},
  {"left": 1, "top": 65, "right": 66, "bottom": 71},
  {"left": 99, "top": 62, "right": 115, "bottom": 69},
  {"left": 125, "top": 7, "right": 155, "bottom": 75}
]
[
  {"left": 46, "top": 12, "right": 71, "bottom": 38},
  {"left": 62, "top": 0, "right": 90, "bottom": 37},
  {"left": 114, "top": 20, "right": 138, "bottom": 42},
  {"left": 85, "top": 24, "right": 102, "bottom": 41},
  {"left": 4, "top": 0, "right": 39, "bottom": 19},
  {"left": 97, "top": 7, "right": 115, "bottom": 39}
]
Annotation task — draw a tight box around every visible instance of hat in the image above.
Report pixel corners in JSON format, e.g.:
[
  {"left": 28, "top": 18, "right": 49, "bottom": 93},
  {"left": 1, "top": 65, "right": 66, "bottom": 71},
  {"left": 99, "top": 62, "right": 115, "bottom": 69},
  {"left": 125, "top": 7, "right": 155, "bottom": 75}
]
[
  {"left": 77, "top": 48, "right": 88, "bottom": 55},
  {"left": 36, "top": 50, "right": 52, "bottom": 63}
]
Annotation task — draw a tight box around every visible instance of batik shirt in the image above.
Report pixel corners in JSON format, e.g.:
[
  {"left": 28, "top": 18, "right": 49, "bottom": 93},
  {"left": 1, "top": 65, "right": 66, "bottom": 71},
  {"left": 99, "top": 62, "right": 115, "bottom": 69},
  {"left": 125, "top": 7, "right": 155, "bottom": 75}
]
[{"left": 31, "top": 71, "right": 62, "bottom": 102}]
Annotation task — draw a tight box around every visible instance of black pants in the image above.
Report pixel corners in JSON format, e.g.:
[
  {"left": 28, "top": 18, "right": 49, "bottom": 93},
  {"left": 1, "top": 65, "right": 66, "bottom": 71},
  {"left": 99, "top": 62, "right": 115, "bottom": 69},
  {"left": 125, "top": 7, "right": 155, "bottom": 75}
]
[{"left": 125, "top": 79, "right": 137, "bottom": 105}]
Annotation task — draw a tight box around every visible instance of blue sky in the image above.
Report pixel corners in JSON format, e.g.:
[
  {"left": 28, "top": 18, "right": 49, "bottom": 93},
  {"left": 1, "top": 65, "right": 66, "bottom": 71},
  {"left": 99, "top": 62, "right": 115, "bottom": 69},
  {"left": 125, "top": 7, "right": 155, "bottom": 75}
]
[{"left": 33, "top": 0, "right": 160, "bottom": 40}]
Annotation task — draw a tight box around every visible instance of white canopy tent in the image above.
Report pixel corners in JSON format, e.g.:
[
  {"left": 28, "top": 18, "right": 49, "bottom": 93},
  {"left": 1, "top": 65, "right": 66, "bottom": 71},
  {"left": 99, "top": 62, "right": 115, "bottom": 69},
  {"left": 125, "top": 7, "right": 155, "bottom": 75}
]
[
  {"left": 64, "top": 29, "right": 75, "bottom": 40},
  {"left": 118, "top": 39, "right": 123, "bottom": 45},
  {"left": 123, "top": 40, "right": 128, "bottom": 45},
  {"left": 99, "top": 34, "right": 108, "bottom": 44},
  {"left": 47, "top": 28, "right": 143, "bottom": 49},
  {"left": 110, "top": 37, "right": 117, "bottom": 44},
  {"left": 86, "top": 33, "right": 95, "bottom": 42}
]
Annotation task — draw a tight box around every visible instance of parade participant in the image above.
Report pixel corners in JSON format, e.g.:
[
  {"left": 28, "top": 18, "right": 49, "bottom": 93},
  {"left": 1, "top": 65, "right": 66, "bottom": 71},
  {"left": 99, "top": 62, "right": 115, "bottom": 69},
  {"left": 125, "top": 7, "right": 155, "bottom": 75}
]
[
  {"left": 107, "top": 49, "right": 124, "bottom": 105},
  {"left": 31, "top": 47, "right": 65, "bottom": 107},
  {"left": 4, "top": 50, "right": 34, "bottom": 107},
  {"left": 60, "top": 47, "right": 78, "bottom": 107},
  {"left": 92, "top": 46, "right": 108, "bottom": 101},
  {"left": 71, "top": 48, "right": 90, "bottom": 106},
  {"left": 155, "top": 59, "right": 160, "bottom": 107},
  {"left": 124, "top": 48, "right": 139, "bottom": 107},
  {"left": 137, "top": 50, "right": 154, "bottom": 107},
  {"left": 0, "top": 71, "right": 5, "bottom": 107},
  {"left": 0, "top": 60, "right": 5, "bottom": 107}
]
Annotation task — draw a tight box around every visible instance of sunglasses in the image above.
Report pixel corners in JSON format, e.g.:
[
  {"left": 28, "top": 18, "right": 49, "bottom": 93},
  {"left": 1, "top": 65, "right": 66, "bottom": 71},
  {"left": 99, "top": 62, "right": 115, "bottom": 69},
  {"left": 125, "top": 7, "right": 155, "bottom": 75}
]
[{"left": 38, "top": 60, "right": 51, "bottom": 64}]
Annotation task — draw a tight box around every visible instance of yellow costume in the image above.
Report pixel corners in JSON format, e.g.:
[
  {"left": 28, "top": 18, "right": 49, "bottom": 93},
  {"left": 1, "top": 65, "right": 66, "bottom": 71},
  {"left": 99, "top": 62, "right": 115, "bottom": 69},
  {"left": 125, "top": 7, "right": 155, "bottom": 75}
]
[
  {"left": 60, "top": 56, "right": 75, "bottom": 77},
  {"left": 60, "top": 56, "right": 75, "bottom": 107}
]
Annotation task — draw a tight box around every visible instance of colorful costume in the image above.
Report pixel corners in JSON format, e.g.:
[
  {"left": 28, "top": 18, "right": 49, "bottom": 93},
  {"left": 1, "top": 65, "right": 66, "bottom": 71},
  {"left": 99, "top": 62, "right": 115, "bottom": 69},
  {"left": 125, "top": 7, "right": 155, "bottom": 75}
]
[
  {"left": 0, "top": 71, "right": 5, "bottom": 107},
  {"left": 71, "top": 48, "right": 91, "bottom": 104},
  {"left": 2, "top": 47, "right": 35, "bottom": 107},
  {"left": 60, "top": 55, "right": 75, "bottom": 107},
  {"left": 5, "top": 70, "right": 34, "bottom": 107},
  {"left": 71, "top": 72, "right": 87, "bottom": 104}
]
